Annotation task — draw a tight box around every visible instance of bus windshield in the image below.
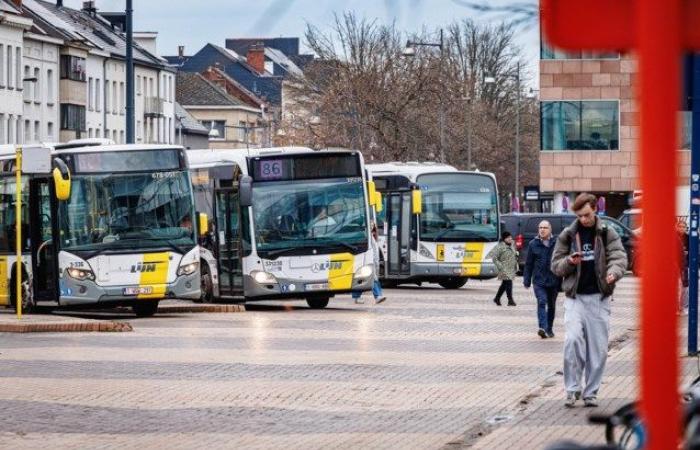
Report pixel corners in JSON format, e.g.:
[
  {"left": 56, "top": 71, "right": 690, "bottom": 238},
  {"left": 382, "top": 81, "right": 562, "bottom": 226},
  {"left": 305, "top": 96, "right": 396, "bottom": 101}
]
[
  {"left": 417, "top": 173, "right": 498, "bottom": 242},
  {"left": 252, "top": 177, "right": 368, "bottom": 255},
  {"left": 58, "top": 171, "right": 196, "bottom": 255}
]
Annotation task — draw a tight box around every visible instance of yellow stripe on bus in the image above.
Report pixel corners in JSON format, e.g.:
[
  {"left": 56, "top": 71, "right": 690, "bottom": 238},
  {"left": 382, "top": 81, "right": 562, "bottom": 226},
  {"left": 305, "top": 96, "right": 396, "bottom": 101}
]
[
  {"left": 461, "top": 243, "right": 485, "bottom": 276},
  {"left": 328, "top": 253, "right": 354, "bottom": 290},
  {"left": 0, "top": 256, "right": 7, "bottom": 306},
  {"left": 137, "top": 252, "right": 170, "bottom": 299}
]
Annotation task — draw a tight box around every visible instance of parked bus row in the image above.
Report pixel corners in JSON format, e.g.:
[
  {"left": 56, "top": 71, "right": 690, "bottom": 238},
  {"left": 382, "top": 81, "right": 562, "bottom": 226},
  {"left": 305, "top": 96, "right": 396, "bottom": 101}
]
[{"left": 0, "top": 141, "right": 501, "bottom": 316}]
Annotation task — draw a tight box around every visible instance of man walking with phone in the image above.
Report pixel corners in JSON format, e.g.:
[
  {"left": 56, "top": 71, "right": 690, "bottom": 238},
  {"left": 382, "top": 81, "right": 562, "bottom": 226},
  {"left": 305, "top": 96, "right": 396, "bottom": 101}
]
[{"left": 551, "top": 193, "right": 628, "bottom": 408}]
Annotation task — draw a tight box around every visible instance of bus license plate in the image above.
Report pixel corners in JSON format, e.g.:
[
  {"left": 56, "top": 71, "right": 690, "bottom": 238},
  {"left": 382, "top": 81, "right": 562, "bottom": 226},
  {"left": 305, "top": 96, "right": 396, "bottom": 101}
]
[
  {"left": 305, "top": 283, "right": 328, "bottom": 291},
  {"left": 123, "top": 287, "right": 153, "bottom": 296}
]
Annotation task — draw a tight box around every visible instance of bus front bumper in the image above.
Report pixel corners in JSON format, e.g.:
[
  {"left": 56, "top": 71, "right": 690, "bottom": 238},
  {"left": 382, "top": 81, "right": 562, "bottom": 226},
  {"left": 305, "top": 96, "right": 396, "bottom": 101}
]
[
  {"left": 243, "top": 273, "right": 374, "bottom": 299},
  {"left": 58, "top": 272, "right": 201, "bottom": 306},
  {"left": 410, "top": 262, "right": 498, "bottom": 280}
]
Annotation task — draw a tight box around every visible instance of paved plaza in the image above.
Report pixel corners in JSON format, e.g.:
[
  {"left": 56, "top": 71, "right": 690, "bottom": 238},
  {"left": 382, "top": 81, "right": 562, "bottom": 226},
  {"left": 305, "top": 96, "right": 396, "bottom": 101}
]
[{"left": 0, "top": 277, "right": 693, "bottom": 449}]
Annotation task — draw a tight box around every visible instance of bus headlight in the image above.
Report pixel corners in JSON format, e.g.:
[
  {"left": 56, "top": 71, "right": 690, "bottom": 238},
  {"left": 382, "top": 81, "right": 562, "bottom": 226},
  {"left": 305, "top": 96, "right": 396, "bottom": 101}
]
[
  {"left": 419, "top": 244, "right": 434, "bottom": 259},
  {"left": 354, "top": 265, "right": 373, "bottom": 279},
  {"left": 66, "top": 268, "right": 95, "bottom": 281},
  {"left": 252, "top": 270, "right": 277, "bottom": 285},
  {"left": 177, "top": 261, "right": 199, "bottom": 276}
]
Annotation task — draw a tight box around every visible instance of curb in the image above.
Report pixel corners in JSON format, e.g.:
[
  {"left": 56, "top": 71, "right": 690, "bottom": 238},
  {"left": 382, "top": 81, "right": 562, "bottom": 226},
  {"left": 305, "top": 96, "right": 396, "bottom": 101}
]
[
  {"left": 0, "top": 320, "right": 133, "bottom": 333},
  {"left": 157, "top": 304, "right": 245, "bottom": 314}
]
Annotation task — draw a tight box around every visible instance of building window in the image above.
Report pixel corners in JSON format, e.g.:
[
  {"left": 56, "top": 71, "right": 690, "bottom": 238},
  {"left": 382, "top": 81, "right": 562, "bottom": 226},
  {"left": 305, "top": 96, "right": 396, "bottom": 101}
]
[
  {"left": 119, "top": 130, "right": 124, "bottom": 143},
  {"left": 0, "top": 45, "right": 4, "bottom": 87},
  {"left": 15, "top": 47, "right": 21, "bottom": 90},
  {"left": 95, "top": 128, "right": 100, "bottom": 138},
  {"left": 541, "top": 35, "right": 619, "bottom": 60},
  {"left": 47, "top": 122, "right": 54, "bottom": 140},
  {"left": 137, "top": 75, "right": 141, "bottom": 95},
  {"left": 6, "top": 45, "right": 12, "bottom": 89},
  {"left": 23, "top": 66, "right": 30, "bottom": 101},
  {"left": 33, "top": 67, "right": 40, "bottom": 102},
  {"left": 47, "top": 69, "right": 54, "bottom": 103},
  {"left": 60, "top": 104, "right": 86, "bottom": 132},
  {"left": 202, "top": 120, "right": 226, "bottom": 140},
  {"left": 541, "top": 101, "right": 619, "bottom": 151},
  {"left": 88, "top": 77, "right": 93, "bottom": 110},
  {"left": 119, "top": 82, "right": 125, "bottom": 115},
  {"left": 59, "top": 55, "right": 86, "bottom": 81},
  {"left": 104, "top": 80, "right": 110, "bottom": 111},
  {"left": 34, "top": 121, "right": 40, "bottom": 142},
  {"left": 681, "top": 111, "right": 692, "bottom": 150},
  {"left": 112, "top": 129, "right": 117, "bottom": 142},
  {"left": 137, "top": 120, "right": 142, "bottom": 140},
  {"left": 95, "top": 77, "right": 101, "bottom": 111},
  {"left": 112, "top": 81, "right": 117, "bottom": 114},
  {"left": 24, "top": 119, "right": 30, "bottom": 143}
]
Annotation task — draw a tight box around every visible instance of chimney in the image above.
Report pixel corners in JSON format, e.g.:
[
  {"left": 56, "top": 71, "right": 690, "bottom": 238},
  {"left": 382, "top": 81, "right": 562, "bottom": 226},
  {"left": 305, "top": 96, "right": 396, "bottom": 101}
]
[
  {"left": 82, "top": 1, "right": 97, "bottom": 15},
  {"left": 178, "top": 46, "right": 185, "bottom": 58},
  {"left": 247, "top": 43, "right": 265, "bottom": 74}
]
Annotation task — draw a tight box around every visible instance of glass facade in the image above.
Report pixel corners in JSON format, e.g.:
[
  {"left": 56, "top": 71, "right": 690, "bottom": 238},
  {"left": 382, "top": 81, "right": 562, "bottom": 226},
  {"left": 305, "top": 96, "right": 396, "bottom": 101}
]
[
  {"left": 540, "top": 37, "right": 619, "bottom": 60},
  {"left": 541, "top": 101, "right": 619, "bottom": 151}
]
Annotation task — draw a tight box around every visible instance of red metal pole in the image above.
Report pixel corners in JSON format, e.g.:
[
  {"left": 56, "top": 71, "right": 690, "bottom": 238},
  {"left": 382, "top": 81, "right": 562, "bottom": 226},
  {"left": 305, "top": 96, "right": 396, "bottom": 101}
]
[{"left": 638, "top": 0, "right": 681, "bottom": 447}]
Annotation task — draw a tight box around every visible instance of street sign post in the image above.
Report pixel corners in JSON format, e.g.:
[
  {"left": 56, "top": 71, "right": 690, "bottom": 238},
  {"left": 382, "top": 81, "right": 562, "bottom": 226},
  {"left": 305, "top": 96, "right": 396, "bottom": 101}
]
[
  {"left": 689, "top": 56, "right": 700, "bottom": 356},
  {"left": 542, "top": 0, "right": 700, "bottom": 447}
]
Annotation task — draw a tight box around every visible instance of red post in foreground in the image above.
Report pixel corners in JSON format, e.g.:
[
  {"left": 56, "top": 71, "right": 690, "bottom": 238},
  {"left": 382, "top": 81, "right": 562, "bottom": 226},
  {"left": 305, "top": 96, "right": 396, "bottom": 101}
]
[{"left": 541, "top": 0, "right": 696, "bottom": 447}]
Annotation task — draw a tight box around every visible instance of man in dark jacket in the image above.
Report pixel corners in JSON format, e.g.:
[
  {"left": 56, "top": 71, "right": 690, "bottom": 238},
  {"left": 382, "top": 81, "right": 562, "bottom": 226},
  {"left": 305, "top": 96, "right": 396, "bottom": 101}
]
[
  {"left": 524, "top": 220, "right": 561, "bottom": 339},
  {"left": 551, "top": 193, "right": 628, "bottom": 408}
]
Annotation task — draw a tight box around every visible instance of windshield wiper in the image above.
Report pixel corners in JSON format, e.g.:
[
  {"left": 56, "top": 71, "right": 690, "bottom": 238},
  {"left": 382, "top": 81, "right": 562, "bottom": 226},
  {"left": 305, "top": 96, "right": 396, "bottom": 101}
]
[
  {"left": 265, "top": 244, "right": 316, "bottom": 259},
  {"left": 324, "top": 240, "right": 359, "bottom": 253},
  {"left": 434, "top": 223, "right": 456, "bottom": 241}
]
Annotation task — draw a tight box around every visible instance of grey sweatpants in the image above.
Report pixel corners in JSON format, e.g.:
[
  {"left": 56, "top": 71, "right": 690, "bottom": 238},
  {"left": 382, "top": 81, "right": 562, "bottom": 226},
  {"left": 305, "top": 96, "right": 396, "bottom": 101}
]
[{"left": 563, "top": 293, "right": 611, "bottom": 399}]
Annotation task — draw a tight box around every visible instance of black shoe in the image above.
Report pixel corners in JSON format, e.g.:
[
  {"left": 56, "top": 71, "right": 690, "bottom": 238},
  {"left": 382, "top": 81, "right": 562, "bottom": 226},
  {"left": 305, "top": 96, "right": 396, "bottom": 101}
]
[
  {"left": 547, "top": 331, "right": 555, "bottom": 338},
  {"left": 493, "top": 298, "right": 502, "bottom": 306},
  {"left": 538, "top": 328, "right": 547, "bottom": 339},
  {"left": 507, "top": 301, "right": 516, "bottom": 306}
]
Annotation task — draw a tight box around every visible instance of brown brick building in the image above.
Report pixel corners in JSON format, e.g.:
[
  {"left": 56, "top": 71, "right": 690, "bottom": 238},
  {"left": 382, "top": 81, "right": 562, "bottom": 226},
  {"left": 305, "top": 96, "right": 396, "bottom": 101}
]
[{"left": 538, "top": 47, "right": 691, "bottom": 217}]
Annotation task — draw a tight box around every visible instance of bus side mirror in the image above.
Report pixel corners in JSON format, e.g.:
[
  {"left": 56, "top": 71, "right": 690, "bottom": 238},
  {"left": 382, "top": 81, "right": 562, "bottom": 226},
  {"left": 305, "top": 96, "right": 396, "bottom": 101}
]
[
  {"left": 375, "top": 192, "right": 383, "bottom": 213},
  {"left": 367, "top": 181, "right": 377, "bottom": 206},
  {"left": 411, "top": 189, "right": 422, "bottom": 215},
  {"left": 239, "top": 175, "right": 253, "bottom": 207},
  {"left": 197, "top": 212, "right": 209, "bottom": 237},
  {"left": 52, "top": 158, "right": 71, "bottom": 201}
]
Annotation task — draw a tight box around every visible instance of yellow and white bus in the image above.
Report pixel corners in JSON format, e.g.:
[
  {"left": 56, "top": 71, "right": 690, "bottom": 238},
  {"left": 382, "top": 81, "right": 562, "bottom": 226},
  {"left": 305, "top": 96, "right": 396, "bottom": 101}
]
[
  {"left": 367, "top": 162, "right": 500, "bottom": 289},
  {"left": 0, "top": 141, "right": 202, "bottom": 316},
  {"left": 188, "top": 147, "right": 376, "bottom": 308}
]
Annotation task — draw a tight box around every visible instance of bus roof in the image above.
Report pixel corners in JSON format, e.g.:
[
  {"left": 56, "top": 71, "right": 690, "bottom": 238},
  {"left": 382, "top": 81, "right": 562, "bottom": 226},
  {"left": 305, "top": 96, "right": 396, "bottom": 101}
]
[
  {"left": 0, "top": 143, "right": 184, "bottom": 160},
  {"left": 367, "top": 162, "right": 495, "bottom": 183}
]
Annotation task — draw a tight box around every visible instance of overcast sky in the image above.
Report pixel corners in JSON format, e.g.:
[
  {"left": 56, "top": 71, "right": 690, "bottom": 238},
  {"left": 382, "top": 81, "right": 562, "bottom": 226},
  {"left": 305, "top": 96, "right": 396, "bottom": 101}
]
[{"left": 62, "top": 0, "right": 539, "bottom": 83}]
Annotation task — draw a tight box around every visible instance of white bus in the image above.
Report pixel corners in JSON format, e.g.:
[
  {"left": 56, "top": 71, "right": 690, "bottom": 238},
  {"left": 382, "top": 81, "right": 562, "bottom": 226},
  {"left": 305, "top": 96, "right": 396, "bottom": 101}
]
[
  {"left": 368, "top": 162, "right": 500, "bottom": 289},
  {"left": 188, "top": 147, "right": 377, "bottom": 308},
  {"left": 0, "top": 142, "right": 202, "bottom": 317}
]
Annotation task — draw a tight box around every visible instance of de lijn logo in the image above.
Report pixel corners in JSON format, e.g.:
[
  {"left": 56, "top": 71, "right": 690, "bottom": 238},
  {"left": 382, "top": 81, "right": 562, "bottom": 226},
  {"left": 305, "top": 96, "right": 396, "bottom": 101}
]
[
  {"left": 311, "top": 261, "right": 343, "bottom": 273},
  {"left": 130, "top": 262, "right": 157, "bottom": 273}
]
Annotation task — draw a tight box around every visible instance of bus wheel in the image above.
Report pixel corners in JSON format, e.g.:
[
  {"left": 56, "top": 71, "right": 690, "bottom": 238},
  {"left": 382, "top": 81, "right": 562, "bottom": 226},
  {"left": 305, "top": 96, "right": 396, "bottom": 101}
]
[
  {"left": 306, "top": 297, "right": 329, "bottom": 309},
  {"left": 197, "top": 264, "right": 213, "bottom": 303},
  {"left": 10, "top": 275, "right": 35, "bottom": 314},
  {"left": 439, "top": 278, "right": 468, "bottom": 289},
  {"left": 132, "top": 301, "right": 159, "bottom": 317}
]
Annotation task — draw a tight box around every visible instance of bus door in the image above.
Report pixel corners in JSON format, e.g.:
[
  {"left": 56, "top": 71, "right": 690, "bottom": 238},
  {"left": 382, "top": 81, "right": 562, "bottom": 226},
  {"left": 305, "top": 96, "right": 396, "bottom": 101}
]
[
  {"left": 214, "top": 187, "right": 243, "bottom": 297},
  {"left": 386, "top": 191, "right": 412, "bottom": 277},
  {"left": 29, "top": 178, "right": 58, "bottom": 301}
]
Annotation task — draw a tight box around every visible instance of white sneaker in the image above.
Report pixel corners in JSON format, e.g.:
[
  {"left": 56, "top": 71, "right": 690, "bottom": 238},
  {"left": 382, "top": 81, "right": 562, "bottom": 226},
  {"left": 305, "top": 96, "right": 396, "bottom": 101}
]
[{"left": 354, "top": 298, "right": 364, "bottom": 304}]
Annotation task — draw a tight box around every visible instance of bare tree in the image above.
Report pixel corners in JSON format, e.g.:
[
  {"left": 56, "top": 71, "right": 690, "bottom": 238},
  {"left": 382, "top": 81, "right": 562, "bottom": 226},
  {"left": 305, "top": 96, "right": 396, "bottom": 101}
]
[{"left": 278, "top": 12, "right": 539, "bottom": 199}]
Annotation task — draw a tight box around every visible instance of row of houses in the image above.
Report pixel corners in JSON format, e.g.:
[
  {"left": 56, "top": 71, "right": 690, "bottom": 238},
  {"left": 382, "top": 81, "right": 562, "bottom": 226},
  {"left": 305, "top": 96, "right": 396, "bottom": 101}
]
[{"left": 0, "top": 0, "right": 314, "bottom": 151}]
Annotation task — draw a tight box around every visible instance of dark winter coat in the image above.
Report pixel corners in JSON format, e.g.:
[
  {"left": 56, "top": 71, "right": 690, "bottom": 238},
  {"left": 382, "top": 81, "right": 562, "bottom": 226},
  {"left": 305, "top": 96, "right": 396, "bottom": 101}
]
[{"left": 523, "top": 236, "right": 561, "bottom": 289}]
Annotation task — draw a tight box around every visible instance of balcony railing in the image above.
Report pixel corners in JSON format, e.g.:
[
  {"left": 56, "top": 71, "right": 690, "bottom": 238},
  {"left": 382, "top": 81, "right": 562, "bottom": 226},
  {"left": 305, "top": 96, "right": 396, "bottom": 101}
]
[{"left": 144, "top": 96, "right": 164, "bottom": 117}]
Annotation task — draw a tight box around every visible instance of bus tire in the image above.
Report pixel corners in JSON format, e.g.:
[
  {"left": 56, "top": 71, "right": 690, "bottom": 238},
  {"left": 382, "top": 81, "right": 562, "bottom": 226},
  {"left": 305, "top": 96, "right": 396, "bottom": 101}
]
[
  {"left": 197, "top": 262, "right": 213, "bottom": 303},
  {"left": 132, "top": 300, "right": 159, "bottom": 317},
  {"left": 439, "top": 278, "right": 468, "bottom": 289},
  {"left": 306, "top": 297, "right": 329, "bottom": 309},
  {"left": 10, "top": 272, "right": 34, "bottom": 314}
]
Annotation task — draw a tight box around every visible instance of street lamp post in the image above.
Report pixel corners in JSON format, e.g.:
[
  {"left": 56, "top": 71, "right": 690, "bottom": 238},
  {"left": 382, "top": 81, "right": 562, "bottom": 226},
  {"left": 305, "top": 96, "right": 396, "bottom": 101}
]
[
  {"left": 125, "top": 0, "right": 134, "bottom": 143},
  {"left": 404, "top": 29, "right": 445, "bottom": 163},
  {"left": 485, "top": 61, "right": 522, "bottom": 202}
]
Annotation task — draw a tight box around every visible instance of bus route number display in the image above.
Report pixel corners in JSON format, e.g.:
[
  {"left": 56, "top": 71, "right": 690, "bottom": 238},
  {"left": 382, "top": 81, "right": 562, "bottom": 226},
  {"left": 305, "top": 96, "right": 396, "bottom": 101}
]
[{"left": 257, "top": 159, "right": 285, "bottom": 180}]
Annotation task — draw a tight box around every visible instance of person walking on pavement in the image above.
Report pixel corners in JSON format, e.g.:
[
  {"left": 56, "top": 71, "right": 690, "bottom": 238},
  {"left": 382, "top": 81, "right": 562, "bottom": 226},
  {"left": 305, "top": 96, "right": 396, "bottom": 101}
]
[
  {"left": 353, "top": 222, "right": 386, "bottom": 305},
  {"left": 677, "top": 221, "right": 690, "bottom": 315},
  {"left": 551, "top": 193, "right": 628, "bottom": 408},
  {"left": 489, "top": 231, "right": 519, "bottom": 306},
  {"left": 523, "top": 220, "right": 561, "bottom": 339}
]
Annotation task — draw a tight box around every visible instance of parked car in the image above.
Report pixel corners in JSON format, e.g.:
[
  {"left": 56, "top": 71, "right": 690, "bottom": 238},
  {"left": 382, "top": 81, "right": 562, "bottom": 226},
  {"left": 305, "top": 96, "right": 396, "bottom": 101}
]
[
  {"left": 618, "top": 208, "right": 642, "bottom": 233},
  {"left": 501, "top": 213, "right": 637, "bottom": 273}
]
